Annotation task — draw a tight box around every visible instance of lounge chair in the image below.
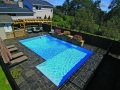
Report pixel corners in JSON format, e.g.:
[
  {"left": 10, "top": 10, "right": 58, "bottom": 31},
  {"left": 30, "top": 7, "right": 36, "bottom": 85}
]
[
  {"left": 49, "top": 29, "right": 54, "bottom": 34},
  {"left": 8, "top": 47, "right": 18, "bottom": 52},
  {"left": 11, "top": 52, "right": 24, "bottom": 59},
  {"left": 7, "top": 45, "right": 15, "bottom": 49},
  {"left": 39, "top": 26, "right": 43, "bottom": 32},
  {"left": 27, "top": 28, "right": 32, "bottom": 33},
  {"left": 9, "top": 56, "right": 28, "bottom": 68},
  {"left": 32, "top": 27, "right": 40, "bottom": 33},
  {"left": 0, "top": 37, "right": 27, "bottom": 67}
]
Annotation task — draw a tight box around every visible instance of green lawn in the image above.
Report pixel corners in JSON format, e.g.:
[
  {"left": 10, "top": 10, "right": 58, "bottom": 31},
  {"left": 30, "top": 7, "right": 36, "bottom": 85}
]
[{"left": 0, "top": 66, "right": 12, "bottom": 90}]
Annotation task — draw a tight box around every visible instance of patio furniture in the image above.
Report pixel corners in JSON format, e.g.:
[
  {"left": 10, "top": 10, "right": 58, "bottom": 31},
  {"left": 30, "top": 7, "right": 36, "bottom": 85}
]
[
  {"left": 32, "top": 27, "right": 40, "bottom": 33},
  {"left": 7, "top": 45, "right": 20, "bottom": 53},
  {"left": 11, "top": 52, "right": 24, "bottom": 59},
  {"left": 7, "top": 45, "right": 15, "bottom": 49},
  {"left": 8, "top": 47, "right": 18, "bottom": 52},
  {"left": 0, "top": 37, "right": 28, "bottom": 67},
  {"left": 39, "top": 26, "right": 43, "bottom": 32},
  {"left": 9, "top": 56, "right": 28, "bottom": 67},
  {"left": 27, "top": 28, "right": 32, "bottom": 33},
  {"left": 49, "top": 29, "right": 54, "bottom": 34}
]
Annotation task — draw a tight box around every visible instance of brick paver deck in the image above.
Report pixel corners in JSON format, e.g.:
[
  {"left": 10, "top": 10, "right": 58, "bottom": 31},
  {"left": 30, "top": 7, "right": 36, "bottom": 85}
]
[{"left": 4, "top": 32, "right": 106, "bottom": 90}]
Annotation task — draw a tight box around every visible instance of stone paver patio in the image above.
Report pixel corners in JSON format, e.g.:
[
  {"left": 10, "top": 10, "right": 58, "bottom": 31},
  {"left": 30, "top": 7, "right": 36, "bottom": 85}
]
[{"left": 4, "top": 32, "right": 106, "bottom": 90}]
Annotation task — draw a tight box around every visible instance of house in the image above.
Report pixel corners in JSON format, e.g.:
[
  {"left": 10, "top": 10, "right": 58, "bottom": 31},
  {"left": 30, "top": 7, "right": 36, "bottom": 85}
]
[
  {"left": 0, "top": 15, "right": 14, "bottom": 39},
  {"left": 0, "top": 0, "right": 54, "bottom": 20},
  {"left": 0, "top": 0, "right": 53, "bottom": 39}
]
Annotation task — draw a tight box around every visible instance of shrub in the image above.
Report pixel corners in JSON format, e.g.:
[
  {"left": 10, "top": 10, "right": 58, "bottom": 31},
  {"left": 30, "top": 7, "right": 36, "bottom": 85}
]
[
  {"left": 44, "top": 15, "right": 47, "bottom": 19},
  {"left": 48, "top": 15, "right": 51, "bottom": 19},
  {"left": 73, "top": 34, "right": 82, "bottom": 41},
  {"left": 63, "top": 31, "right": 71, "bottom": 35}
]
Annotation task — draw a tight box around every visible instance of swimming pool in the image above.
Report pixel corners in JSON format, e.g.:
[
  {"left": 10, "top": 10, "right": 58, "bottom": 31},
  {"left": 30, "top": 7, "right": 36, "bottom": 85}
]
[{"left": 19, "top": 35, "right": 93, "bottom": 87}]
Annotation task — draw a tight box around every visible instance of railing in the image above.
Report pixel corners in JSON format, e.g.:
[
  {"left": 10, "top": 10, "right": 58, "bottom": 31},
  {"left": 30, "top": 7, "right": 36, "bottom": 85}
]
[
  {"left": 83, "top": 40, "right": 115, "bottom": 90},
  {"left": 0, "top": 56, "right": 20, "bottom": 90}
]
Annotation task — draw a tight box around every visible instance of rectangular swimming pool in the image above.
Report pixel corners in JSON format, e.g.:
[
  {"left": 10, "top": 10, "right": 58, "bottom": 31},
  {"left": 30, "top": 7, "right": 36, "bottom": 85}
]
[{"left": 19, "top": 35, "right": 93, "bottom": 87}]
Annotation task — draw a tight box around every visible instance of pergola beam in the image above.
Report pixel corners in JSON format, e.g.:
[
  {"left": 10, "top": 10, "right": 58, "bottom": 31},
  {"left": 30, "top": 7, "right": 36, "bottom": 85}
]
[{"left": 13, "top": 18, "right": 52, "bottom": 36}]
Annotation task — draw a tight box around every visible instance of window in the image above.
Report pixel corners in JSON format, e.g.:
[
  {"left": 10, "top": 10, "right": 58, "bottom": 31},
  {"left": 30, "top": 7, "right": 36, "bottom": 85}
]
[
  {"left": 7, "top": 13, "right": 16, "bottom": 16},
  {"left": 35, "top": 6, "right": 41, "bottom": 10}
]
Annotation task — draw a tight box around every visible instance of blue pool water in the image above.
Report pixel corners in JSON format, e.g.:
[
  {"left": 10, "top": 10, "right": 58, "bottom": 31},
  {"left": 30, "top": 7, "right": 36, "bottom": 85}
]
[{"left": 19, "top": 35, "right": 93, "bottom": 87}]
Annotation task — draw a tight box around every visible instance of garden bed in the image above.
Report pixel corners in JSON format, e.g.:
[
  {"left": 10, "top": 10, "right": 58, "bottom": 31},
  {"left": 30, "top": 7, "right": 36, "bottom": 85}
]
[{"left": 51, "top": 34, "right": 82, "bottom": 46}]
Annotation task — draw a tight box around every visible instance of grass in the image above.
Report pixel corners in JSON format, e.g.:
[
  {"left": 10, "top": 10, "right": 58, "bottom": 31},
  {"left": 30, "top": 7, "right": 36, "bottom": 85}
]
[
  {"left": 10, "top": 68, "right": 22, "bottom": 79},
  {"left": 0, "top": 66, "right": 12, "bottom": 90}
]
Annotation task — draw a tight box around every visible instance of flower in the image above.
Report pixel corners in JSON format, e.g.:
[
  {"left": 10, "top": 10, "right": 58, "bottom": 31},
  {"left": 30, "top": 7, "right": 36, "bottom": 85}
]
[
  {"left": 73, "top": 34, "right": 82, "bottom": 41},
  {"left": 63, "top": 31, "right": 71, "bottom": 35},
  {"left": 54, "top": 29, "right": 61, "bottom": 34}
]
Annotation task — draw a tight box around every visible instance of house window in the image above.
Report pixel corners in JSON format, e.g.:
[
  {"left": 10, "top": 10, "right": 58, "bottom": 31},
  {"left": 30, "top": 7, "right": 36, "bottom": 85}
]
[
  {"left": 6, "top": 24, "right": 9, "bottom": 30},
  {"left": 36, "top": 6, "right": 41, "bottom": 10}
]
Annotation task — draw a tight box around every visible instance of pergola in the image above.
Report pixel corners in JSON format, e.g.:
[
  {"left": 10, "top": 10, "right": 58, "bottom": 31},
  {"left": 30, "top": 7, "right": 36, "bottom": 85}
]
[{"left": 13, "top": 18, "right": 52, "bottom": 35}]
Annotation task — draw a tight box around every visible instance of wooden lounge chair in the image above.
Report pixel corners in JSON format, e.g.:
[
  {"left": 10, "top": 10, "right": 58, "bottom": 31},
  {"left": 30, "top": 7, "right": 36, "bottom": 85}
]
[
  {"left": 8, "top": 47, "right": 18, "bottom": 52},
  {"left": 11, "top": 52, "right": 24, "bottom": 59},
  {"left": 7, "top": 45, "right": 15, "bottom": 49},
  {"left": 11, "top": 56, "right": 28, "bottom": 64},
  {"left": 9, "top": 56, "right": 28, "bottom": 68}
]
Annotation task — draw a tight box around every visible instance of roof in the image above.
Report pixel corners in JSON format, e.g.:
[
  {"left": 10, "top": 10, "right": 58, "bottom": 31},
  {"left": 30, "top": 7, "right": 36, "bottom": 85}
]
[
  {"left": 0, "top": 15, "right": 13, "bottom": 23},
  {"left": 26, "top": 0, "right": 53, "bottom": 7},
  {"left": 0, "top": 4, "right": 33, "bottom": 13}
]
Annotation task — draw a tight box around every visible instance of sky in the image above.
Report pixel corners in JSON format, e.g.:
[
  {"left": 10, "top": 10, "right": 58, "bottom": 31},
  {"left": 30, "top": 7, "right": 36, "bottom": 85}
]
[{"left": 47, "top": 0, "right": 112, "bottom": 11}]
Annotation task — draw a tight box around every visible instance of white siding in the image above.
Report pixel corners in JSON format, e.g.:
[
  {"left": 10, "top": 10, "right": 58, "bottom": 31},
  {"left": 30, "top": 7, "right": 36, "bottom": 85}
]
[
  {"left": 11, "top": 7, "right": 53, "bottom": 20},
  {"left": 0, "top": 24, "right": 7, "bottom": 39},
  {"left": 33, "top": 7, "right": 53, "bottom": 19},
  {"left": 11, "top": 16, "right": 35, "bottom": 20}
]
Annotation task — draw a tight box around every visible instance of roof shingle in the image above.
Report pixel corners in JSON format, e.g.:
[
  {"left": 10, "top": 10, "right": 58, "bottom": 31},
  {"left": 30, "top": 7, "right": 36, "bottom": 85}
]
[
  {"left": 0, "top": 15, "right": 13, "bottom": 23},
  {"left": 0, "top": 4, "right": 33, "bottom": 13},
  {"left": 26, "top": 0, "right": 53, "bottom": 6}
]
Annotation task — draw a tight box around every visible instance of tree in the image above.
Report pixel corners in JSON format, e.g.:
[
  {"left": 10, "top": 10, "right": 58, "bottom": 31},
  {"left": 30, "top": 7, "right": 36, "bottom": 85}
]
[
  {"left": 75, "top": 8, "right": 95, "bottom": 33},
  {"left": 48, "top": 15, "right": 51, "bottom": 19},
  {"left": 44, "top": 15, "right": 47, "bottom": 19},
  {"left": 62, "top": 0, "right": 70, "bottom": 14},
  {"left": 101, "top": 18, "right": 120, "bottom": 39},
  {"left": 52, "top": 15, "right": 64, "bottom": 27}
]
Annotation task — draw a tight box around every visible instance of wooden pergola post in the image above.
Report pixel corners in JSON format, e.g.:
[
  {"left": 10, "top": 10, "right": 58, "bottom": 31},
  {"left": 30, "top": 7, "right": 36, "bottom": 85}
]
[
  {"left": 23, "top": 22, "right": 26, "bottom": 35},
  {"left": 12, "top": 25, "right": 15, "bottom": 37},
  {"left": 50, "top": 22, "right": 52, "bottom": 29}
]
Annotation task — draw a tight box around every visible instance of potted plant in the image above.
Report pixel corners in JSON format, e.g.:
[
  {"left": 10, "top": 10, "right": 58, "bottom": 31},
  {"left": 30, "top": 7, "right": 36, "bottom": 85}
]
[
  {"left": 63, "top": 31, "right": 71, "bottom": 35},
  {"left": 73, "top": 34, "right": 82, "bottom": 42}
]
